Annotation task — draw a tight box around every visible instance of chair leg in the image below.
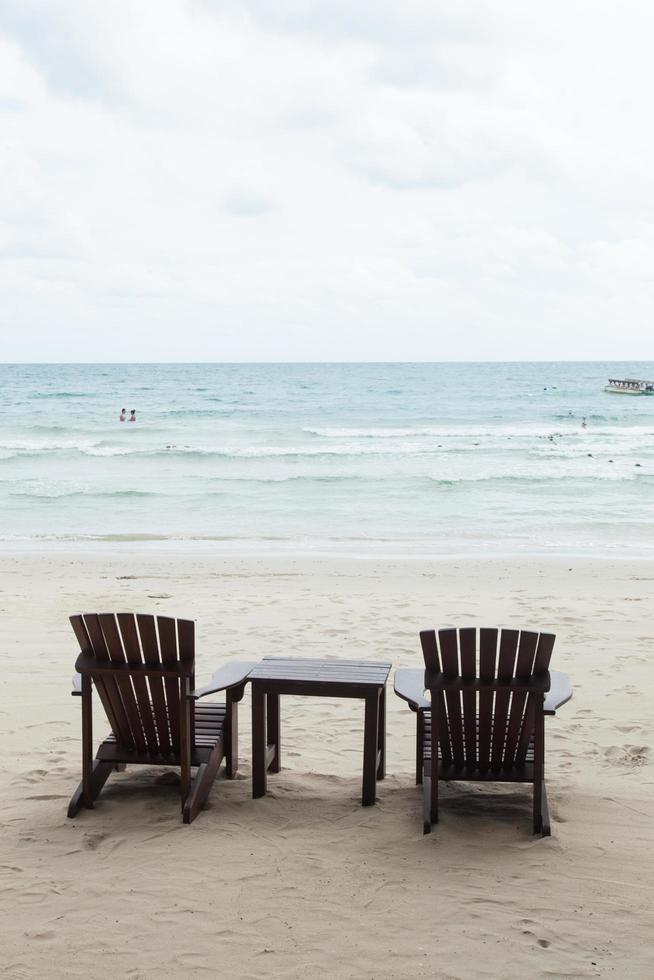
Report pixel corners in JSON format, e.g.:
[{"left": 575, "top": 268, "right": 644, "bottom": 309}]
[
  {"left": 179, "top": 681, "right": 192, "bottom": 809},
  {"left": 533, "top": 778, "right": 541, "bottom": 834},
  {"left": 430, "top": 758, "right": 439, "bottom": 827},
  {"left": 422, "top": 770, "right": 432, "bottom": 834},
  {"left": 539, "top": 781, "right": 550, "bottom": 837},
  {"left": 532, "top": 699, "right": 547, "bottom": 836},
  {"left": 67, "top": 759, "right": 115, "bottom": 818},
  {"left": 423, "top": 745, "right": 439, "bottom": 834},
  {"left": 428, "top": 705, "right": 439, "bottom": 830},
  {"left": 533, "top": 778, "right": 550, "bottom": 836},
  {"left": 182, "top": 745, "right": 223, "bottom": 824}
]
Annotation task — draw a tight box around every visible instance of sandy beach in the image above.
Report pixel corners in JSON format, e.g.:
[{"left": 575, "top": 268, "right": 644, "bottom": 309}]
[{"left": 1, "top": 549, "right": 653, "bottom": 979}]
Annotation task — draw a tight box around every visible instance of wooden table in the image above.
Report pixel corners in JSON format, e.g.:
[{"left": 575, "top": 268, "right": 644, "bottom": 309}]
[{"left": 249, "top": 657, "right": 392, "bottom": 806}]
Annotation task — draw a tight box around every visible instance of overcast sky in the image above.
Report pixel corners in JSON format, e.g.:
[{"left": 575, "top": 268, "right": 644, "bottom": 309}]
[{"left": 1, "top": 1, "right": 654, "bottom": 362}]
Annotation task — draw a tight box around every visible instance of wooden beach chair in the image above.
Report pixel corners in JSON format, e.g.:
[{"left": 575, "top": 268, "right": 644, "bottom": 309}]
[
  {"left": 68, "top": 613, "right": 255, "bottom": 823},
  {"left": 394, "top": 628, "right": 572, "bottom": 836}
]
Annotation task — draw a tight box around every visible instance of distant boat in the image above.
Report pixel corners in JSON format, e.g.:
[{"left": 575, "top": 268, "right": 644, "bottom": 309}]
[{"left": 604, "top": 378, "right": 654, "bottom": 395}]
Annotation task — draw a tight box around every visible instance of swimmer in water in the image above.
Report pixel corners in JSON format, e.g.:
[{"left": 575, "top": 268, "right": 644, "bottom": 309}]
[
  {"left": 129, "top": 409, "right": 136, "bottom": 422},
  {"left": 119, "top": 408, "right": 126, "bottom": 422},
  {"left": 581, "top": 417, "right": 587, "bottom": 428}
]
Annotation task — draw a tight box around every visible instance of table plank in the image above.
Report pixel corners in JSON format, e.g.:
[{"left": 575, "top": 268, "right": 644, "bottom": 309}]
[{"left": 249, "top": 658, "right": 391, "bottom": 686}]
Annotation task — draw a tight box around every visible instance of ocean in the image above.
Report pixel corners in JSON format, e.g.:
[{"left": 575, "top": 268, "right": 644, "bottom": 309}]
[{"left": 1, "top": 361, "right": 653, "bottom": 557}]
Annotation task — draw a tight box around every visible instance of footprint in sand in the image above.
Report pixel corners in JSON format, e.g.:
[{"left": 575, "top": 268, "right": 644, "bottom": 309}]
[
  {"left": 2, "top": 967, "right": 31, "bottom": 980},
  {"left": 603, "top": 744, "right": 650, "bottom": 768},
  {"left": 27, "top": 795, "right": 68, "bottom": 801},
  {"left": 16, "top": 769, "right": 49, "bottom": 784}
]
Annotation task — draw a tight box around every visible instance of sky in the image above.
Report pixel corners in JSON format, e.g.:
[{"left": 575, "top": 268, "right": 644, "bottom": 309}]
[{"left": 1, "top": 0, "right": 654, "bottom": 362}]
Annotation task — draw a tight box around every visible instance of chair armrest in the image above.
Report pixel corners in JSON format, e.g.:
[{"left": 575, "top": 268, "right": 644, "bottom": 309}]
[
  {"left": 396, "top": 667, "right": 570, "bottom": 715},
  {"left": 394, "top": 668, "right": 430, "bottom": 712},
  {"left": 71, "top": 673, "right": 83, "bottom": 696},
  {"left": 189, "top": 660, "right": 258, "bottom": 701},
  {"left": 544, "top": 670, "right": 572, "bottom": 715}
]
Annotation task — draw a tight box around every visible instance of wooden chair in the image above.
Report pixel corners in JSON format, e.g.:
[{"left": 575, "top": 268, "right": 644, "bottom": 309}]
[
  {"left": 68, "top": 612, "right": 255, "bottom": 823},
  {"left": 394, "top": 628, "right": 572, "bottom": 836}
]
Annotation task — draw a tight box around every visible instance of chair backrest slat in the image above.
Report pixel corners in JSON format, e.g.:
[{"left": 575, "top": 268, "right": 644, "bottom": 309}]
[
  {"left": 439, "top": 629, "right": 464, "bottom": 770},
  {"left": 70, "top": 613, "right": 91, "bottom": 655},
  {"left": 459, "top": 628, "right": 477, "bottom": 769},
  {"left": 177, "top": 617, "right": 196, "bottom": 735},
  {"left": 515, "top": 630, "right": 539, "bottom": 677},
  {"left": 533, "top": 632, "right": 555, "bottom": 673},
  {"left": 491, "top": 629, "right": 519, "bottom": 771},
  {"left": 117, "top": 613, "right": 159, "bottom": 754},
  {"left": 435, "top": 687, "right": 452, "bottom": 768},
  {"left": 420, "top": 630, "right": 440, "bottom": 671},
  {"left": 514, "top": 695, "right": 536, "bottom": 768},
  {"left": 477, "top": 628, "right": 498, "bottom": 773},
  {"left": 136, "top": 613, "right": 172, "bottom": 755},
  {"left": 158, "top": 616, "right": 181, "bottom": 751}
]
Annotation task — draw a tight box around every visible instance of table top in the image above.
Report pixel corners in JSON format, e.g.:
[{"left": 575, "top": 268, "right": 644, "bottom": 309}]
[{"left": 249, "top": 657, "right": 391, "bottom": 687}]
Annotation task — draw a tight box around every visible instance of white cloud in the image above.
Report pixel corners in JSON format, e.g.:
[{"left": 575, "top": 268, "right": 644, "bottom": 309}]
[{"left": 0, "top": 0, "right": 653, "bottom": 360}]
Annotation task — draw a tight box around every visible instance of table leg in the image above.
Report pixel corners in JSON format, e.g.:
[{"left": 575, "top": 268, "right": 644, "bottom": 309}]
[
  {"left": 362, "top": 689, "right": 380, "bottom": 806},
  {"left": 267, "top": 692, "right": 280, "bottom": 773},
  {"left": 377, "top": 686, "right": 386, "bottom": 780},
  {"left": 81, "top": 674, "right": 93, "bottom": 808},
  {"left": 252, "top": 683, "right": 267, "bottom": 798}
]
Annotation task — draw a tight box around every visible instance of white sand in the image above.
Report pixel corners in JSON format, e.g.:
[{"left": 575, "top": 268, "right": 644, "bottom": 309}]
[{"left": 1, "top": 550, "right": 653, "bottom": 979}]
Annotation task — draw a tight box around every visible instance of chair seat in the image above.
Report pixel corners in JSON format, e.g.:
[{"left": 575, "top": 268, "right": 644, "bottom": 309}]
[{"left": 98, "top": 702, "right": 227, "bottom": 766}]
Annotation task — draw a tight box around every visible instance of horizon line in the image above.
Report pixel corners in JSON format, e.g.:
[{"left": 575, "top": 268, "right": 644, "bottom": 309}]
[{"left": 2, "top": 358, "right": 654, "bottom": 366}]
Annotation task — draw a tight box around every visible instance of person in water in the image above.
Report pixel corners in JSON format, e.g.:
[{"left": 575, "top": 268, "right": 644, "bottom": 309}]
[
  {"left": 119, "top": 408, "right": 126, "bottom": 422},
  {"left": 582, "top": 417, "right": 587, "bottom": 428},
  {"left": 129, "top": 409, "right": 136, "bottom": 422}
]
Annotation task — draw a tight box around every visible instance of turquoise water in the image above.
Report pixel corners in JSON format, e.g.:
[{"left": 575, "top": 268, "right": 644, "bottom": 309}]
[{"left": 1, "top": 362, "right": 653, "bottom": 556}]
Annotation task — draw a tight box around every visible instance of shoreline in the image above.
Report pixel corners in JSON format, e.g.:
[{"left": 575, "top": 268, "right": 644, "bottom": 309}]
[{"left": 3, "top": 538, "right": 654, "bottom": 561}]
